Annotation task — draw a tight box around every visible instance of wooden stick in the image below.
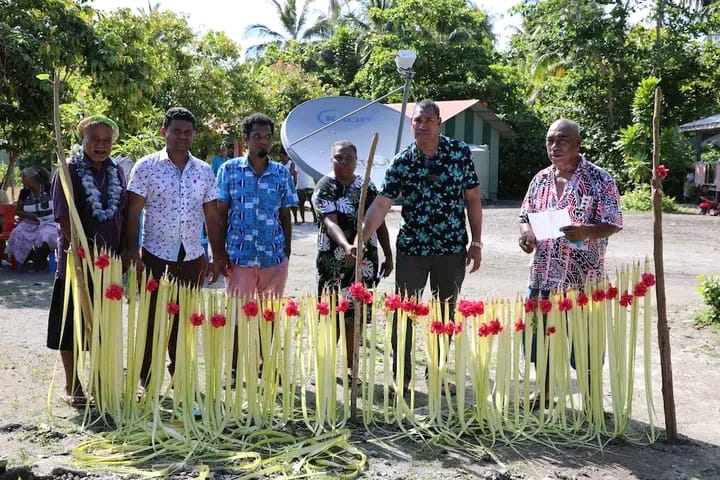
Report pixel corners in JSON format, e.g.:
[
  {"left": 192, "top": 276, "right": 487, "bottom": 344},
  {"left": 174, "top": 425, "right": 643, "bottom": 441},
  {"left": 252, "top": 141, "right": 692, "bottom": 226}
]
[
  {"left": 651, "top": 86, "right": 677, "bottom": 440},
  {"left": 51, "top": 71, "right": 94, "bottom": 343},
  {"left": 350, "top": 132, "right": 379, "bottom": 420}
]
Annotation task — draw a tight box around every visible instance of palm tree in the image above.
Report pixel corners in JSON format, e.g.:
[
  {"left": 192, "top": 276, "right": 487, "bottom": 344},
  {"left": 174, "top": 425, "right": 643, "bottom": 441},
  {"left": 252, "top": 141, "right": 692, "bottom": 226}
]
[{"left": 243, "top": 0, "right": 329, "bottom": 57}]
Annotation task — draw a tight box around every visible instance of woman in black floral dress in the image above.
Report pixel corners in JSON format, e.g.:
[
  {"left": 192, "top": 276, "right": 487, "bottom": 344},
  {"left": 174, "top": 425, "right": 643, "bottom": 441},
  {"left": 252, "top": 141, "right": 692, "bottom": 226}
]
[{"left": 312, "top": 140, "right": 393, "bottom": 377}]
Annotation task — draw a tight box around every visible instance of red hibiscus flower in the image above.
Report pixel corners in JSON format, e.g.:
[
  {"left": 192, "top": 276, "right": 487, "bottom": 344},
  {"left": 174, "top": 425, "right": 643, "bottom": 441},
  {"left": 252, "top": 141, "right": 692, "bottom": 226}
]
[
  {"left": 104, "top": 284, "right": 123, "bottom": 301},
  {"left": 384, "top": 294, "right": 401, "bottom": 311},
  {"left": 576, "top": 292, "right": 589, "bottom": 307},
  {"left": 539, "top": 299, "right": 553, "bottom": 314},
  {"left": 558, "top": 297, "right": 573, "bottom": 312},
  {"left": 145, "top": 279, "right": 159, "bottom": 293},
  {"left": 167, "top": 303, "right": 180, "bottom": 315},
  {"left": 263, "top": 309, "right": 275, "bottom": 322},
  {"left": 401, "top": 299, "right": 417, "bottom": 313},
  {"left": 190, "top": 312, "right": 204, "bottom": 326},
  {"left": 633, "top": 282, "right": 648, "bottom": 297},
  {"left": 458, "top": 300, "right": 477, "bottom": 318},
  {"left": 619, "top": 291, "right": 634, "bottom": 308},
  {"left": 546, "top": 326, "right": 557, "bottom": 336},
  {"left": 524, "top": 298, "right": 537, "bottom": 313},
  {"left": 76, "top": 246, "right": 86, "bottom": 259},
  {"left": 514, "top": 318, "right": 525, "bottom": 332},
  {"left": 242, "top": 301, "right": 259, "bottom": 317},
  {"left": 94, "top": 254, "right": 111, "bottom": 269},
  {"left": 430, "top": 321, "right": 445, "bottom": 334},
  {"left": 336, "top": 298, "right": 351, "bottom": 313},
  {"left": 284, "top": 299, "right": 300, "bottom": 317},
  {"left": 606, "top": 284, "right": 619, "bottom": 299},
  {"left": 317, "top": 302, "right": 330, "bottom": 315},
  {"left": 211, "top": 313, "right": 226, "bottom": 328},
  {"left": 641, "top": 273, "right": 656, "bottom": 287},
  {"left": 488, "top": 318, "right": 503, "bottom": 335},
  {"left": 592, "top": 289, "right": 606, "bottom": 302},
  {"left": 414, "top": 303, "right": 430, "bottom": 317},
  {"left": 656, "top": 165, "right": 669, "bottom": 179}
]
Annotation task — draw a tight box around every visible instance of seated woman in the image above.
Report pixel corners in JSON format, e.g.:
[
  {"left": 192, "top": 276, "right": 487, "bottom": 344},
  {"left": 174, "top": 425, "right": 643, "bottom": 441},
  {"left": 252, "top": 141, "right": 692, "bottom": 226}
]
[
  {"left": 6, "top": 166, "right": 58, "bottom": 270},
  {"left": 698, "top": 185, "right": 718, "bottom": 215}
]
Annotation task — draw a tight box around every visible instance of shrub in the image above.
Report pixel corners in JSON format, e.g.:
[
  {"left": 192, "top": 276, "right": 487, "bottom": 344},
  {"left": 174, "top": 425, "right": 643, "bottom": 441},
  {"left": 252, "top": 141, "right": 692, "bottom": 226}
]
[
  {"left": 620, "top": 184, "right": 678, "bottom": 212},
  {"left": 696, "top": 274, "right": 720, "bottom": 326}
]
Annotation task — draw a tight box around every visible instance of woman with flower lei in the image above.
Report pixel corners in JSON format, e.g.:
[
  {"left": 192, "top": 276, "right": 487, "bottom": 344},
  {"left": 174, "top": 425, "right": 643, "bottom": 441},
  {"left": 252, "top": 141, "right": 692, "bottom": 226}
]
[{"left": 46, "top": 115, "right": 127, "bottom": 407}]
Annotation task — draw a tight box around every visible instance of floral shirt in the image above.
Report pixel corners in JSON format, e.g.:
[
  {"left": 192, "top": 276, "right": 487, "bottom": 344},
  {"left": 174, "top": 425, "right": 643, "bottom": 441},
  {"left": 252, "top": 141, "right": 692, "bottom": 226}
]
[
  {"left": 217, "top": 157, "right": 298, "bottom": 268},
  {"left": 380, "top": 135, "right": 479, "bottom": 256},
  {"left": 312, "top": 174, "right": 380, "bottom": 296},
  {"left": 128, "top": 148, "right": 217, "bottom": 262},
  {"left": 519, "top": 155, "right": 623, "bottom": 291}
]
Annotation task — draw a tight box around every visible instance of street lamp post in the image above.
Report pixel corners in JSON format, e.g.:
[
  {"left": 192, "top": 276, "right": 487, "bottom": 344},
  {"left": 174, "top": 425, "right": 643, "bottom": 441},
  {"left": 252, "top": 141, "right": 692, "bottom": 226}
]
[{"left": 394, "top": 50, "right": 417, "bottom": 155}]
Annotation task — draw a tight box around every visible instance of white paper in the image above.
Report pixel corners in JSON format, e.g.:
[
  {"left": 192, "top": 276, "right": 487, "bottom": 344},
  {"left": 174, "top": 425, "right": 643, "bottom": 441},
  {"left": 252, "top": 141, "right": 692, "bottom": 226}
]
[{"left": 527, "top": 208, "right": 572, "bottom": 241}]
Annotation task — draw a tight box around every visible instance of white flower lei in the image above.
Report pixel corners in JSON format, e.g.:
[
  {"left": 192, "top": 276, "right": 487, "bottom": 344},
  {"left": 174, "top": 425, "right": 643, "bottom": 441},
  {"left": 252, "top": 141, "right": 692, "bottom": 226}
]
[{"left": 73, "top": 156, "right": 122, "bottom": 222}]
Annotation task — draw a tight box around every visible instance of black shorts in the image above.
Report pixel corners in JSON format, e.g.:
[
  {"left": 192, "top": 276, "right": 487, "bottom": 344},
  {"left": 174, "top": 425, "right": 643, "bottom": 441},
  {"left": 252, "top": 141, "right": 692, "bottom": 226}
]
[{"left": 46, "top": 277, "right": 88, "bottom": 351}]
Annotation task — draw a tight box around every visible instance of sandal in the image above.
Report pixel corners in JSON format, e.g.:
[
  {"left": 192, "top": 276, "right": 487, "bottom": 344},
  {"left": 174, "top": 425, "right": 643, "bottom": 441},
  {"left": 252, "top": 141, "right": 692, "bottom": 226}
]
[{"left": 62, "top": 394, "right": 93, "bottom": 408}]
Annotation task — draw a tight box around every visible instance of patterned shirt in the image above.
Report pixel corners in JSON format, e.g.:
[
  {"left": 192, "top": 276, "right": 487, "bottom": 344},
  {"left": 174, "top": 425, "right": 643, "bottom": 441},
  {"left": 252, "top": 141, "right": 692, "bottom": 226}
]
[
  {"left": 312, "top": 174, "right": 380, "bottom": 292},
  {"left": 128, "top": 148, "right": 217, "bottom": 262},
  {"left": 519, "top": 155, "right": 623, "bottom": 291},
  {"left": 217, "top": 156, "right": 298, "bottom": 268},
  {"left": 380, "top": 135, "right": 479, "bottom": 256}
]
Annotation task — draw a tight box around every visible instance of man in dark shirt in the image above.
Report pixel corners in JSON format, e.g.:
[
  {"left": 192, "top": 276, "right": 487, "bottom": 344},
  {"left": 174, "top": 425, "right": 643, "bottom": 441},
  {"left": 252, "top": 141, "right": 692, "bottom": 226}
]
[{"left": 361, "top": 99, "right": 483, "bottom": 394}]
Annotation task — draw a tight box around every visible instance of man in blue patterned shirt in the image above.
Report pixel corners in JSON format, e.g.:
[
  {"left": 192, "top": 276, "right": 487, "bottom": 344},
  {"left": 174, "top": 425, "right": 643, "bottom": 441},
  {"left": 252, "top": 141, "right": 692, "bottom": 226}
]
[
  {"left": 217, "top": 113, "right": 298, "bottom": 297},
  {"left": 361, "top": 99, "right": 484, "bottom": 394}
]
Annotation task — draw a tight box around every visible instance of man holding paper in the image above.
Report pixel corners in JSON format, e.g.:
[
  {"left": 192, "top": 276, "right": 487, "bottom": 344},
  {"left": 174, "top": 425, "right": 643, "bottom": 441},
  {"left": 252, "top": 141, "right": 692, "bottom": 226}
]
[{"left": 518, "top": 118, "right": 622, "bottom": 407}]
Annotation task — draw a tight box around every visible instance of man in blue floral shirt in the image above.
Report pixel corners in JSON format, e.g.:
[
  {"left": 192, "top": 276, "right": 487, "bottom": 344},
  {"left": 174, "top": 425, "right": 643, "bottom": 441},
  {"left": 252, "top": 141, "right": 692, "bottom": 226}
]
[{"left": 361, "top": 99, "right": 484, "bottom": 394}]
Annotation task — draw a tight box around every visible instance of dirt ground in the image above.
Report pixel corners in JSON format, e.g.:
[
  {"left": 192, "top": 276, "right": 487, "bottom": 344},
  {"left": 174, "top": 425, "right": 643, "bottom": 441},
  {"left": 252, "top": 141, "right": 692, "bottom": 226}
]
[{"left": 1, "top": 202, "right": 720, "bottom": 479}]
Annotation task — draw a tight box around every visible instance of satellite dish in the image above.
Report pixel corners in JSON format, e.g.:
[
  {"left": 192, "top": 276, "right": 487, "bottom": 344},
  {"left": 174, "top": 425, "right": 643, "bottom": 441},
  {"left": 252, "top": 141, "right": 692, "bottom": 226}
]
[{"left": 280, "top": 96, "right": 414, "bottom": 189}]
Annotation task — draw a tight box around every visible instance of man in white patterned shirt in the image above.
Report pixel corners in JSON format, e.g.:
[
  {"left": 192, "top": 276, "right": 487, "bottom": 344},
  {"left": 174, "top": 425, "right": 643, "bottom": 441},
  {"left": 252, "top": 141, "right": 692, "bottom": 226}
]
[{"left": 125, "top": 107, "right": 229, "bottom": 390}]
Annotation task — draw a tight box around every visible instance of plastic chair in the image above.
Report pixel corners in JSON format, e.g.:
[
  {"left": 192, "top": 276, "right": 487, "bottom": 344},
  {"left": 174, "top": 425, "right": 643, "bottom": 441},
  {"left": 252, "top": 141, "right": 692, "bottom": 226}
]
[{"left": 0, "top": 204, "right": 17, "bottom": 263}]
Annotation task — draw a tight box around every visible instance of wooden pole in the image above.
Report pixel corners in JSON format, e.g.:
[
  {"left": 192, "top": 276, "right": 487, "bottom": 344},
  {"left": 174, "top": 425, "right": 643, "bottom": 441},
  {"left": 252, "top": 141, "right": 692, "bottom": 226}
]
[
  {"left": 651, "top": 86, "right": 677, "bottom": 440},
  {"left": 51, "top": 71, "right": 94, "bottom": 343},
  {"left": 350, "top": 132, "right": 379, "bottom": 420}
]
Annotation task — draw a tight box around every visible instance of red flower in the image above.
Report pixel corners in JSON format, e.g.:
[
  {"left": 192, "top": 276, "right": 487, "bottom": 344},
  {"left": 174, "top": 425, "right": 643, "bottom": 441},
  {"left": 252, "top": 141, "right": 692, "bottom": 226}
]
[
  {"left": 619, "top": 291, "right": 634, "bottom": 308},
  {"left": 384, "top": 294, "right": 402, "bottom": 311},
  {"left": 242, "top": 301, "right": 259, "bottom": 317},
  {"left": 167, "top": 303, "right": 180, "bottom": 315},
  {"left": 524, "top": 298, "right": 537, "bottom": 313},
  {"left": 488, "top": 318, "right": 503, "bottom": 335},
  {"left": 317, "top": 302, "right": 330, "bottom": 315},
  {"left": 592, "top": 289, "right": 606, "bottom": 303},
  {"left": 452, "top": 322, "right": 463, "bottom": 334},
  {"left": 104, "top": 284, "right": 123, "bottom": 301},
  {"left": 349, "top": 282, "right": 369, "bottom": 301},
  {"left": 633, "top": 282, "right": 648, "bottom": 298},
  {"left": 546, "top": 326, "right": 557, "bottom": 336},
  {"left": 263, "top": 309, "right": 275, "bottom": 322},
  {"left": 190, "top": 312, "right": 204, "bottom": 326},
  {"left": 641, "top": 273, "right": 656, "bottom": 287},
  {"left": 558, "top": 297, "right": 573, "bottom": 312},
  {"left": 361, "top": 290, "right": 373, "bottom": 304},
  {"left": 576, "top": 292, "right": 589, "bottom": 307},
  {"left": 414, "top": 303, "right": 430, "bottom": 317},
  {"left": 211, "top": 313, "right": 226, "bottom": 328},
  {"left": 94, "top": 254, "right": 111, "bottom": 269},
  {"left": 458, "top": 300, "right": 477, "bottom": 318},
  {"left": 443, "top": 322, "right": 455, "bottom": 335},
  {"left": 401, "top": 299, "right": 417, "bottom": 313},
  {"left": 474, "top": 300, "right": 485, "bottom": 316},
  {"left": 76, "top": 246, "right": 86, "bottom": 259},
  {"left": 478, "top": 324, "right": 490, "bottom": 337},
  {"left": 514, "top": 318, "right": 525, "bottom": 332},
  {"left": 145, "top": 279, "right": 159, "bottom": 293},
  {"left": 336, "top": 298, "right": 351, "bottom": 313},
  {"left": 539, "top": 299, "right": 553, "bottom": 314},
  {"left": 284, "top": 299, "right": 300, "bottom": 317},
  {"left": 657, "top": 164, "right": 669, "bottom": 179},
  {"left": 606, "top": 284, "right": 619, "bottom": 299},
  {"left": 430, "top": 321, "right": 445, "bottom": 334}
]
